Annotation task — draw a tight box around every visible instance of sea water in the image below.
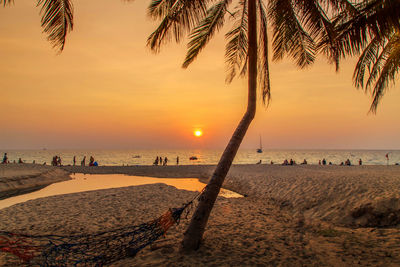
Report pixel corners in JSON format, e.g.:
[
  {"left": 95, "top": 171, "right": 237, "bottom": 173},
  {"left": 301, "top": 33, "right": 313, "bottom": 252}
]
[{"left": 1, "top": 149, "right": 399, "bottom": 166}]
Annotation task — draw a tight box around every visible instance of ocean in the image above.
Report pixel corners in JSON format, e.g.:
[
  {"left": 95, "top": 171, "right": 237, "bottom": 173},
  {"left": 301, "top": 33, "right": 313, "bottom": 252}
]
[{"left": 1, "top": 149, "right": 399, "bottom": 166}]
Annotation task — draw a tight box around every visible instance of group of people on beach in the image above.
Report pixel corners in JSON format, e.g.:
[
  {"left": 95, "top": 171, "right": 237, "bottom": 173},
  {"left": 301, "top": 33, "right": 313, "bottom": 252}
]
[
  {"left": 153, "top": 156, "right": 169, "bottom": 166},
  {"left": 51, "top": 155, "right": 62, "bottom": 166},
  {"left": 153, "top": 156, "right": 181, "bottom": 166},
  {"left": 1, "top": 153, "right": 33, "bottom": 164},
  {"left": 277, "top": 158, "right": 363, "bottom": 166},
  {"left": 281, "top": 159, "right": 309, "bottom": 165},
  {"left": 73, "top": 156, "right": 98, "bottom": 166},
  {"left": 264, "top": 157, "right": 362, "bottom": 166}
]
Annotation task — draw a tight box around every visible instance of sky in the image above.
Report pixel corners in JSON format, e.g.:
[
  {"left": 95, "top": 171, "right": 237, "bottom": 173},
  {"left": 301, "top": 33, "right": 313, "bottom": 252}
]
[{"left": 0, "top": 0, "right": 399, "bottom": 150}]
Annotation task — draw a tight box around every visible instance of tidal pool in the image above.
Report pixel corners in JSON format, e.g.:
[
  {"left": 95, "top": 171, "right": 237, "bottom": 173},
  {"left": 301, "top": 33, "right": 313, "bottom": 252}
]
[{"left": 0, "top": 173, "right": 242, "bottom": 209}]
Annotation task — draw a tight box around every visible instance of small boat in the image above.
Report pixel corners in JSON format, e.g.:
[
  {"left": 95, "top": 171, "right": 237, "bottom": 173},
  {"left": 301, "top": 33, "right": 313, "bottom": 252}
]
[
  {"left": 132, "top": 155, "right": 141, "bottom": 158},
  {"left": 189, "top": 156, "right": 198, "bottom": 160},
  {"left": 257, "top": 135, "right": 263, "bottom": 153}
]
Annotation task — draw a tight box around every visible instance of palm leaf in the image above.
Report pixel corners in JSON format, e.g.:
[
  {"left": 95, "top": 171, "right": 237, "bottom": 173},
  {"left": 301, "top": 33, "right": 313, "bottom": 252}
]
[
  {"left": 37, "top": 0, "right": 74, "bottom": 51},
  {"left": 326, "top": 0, "right": 358, "bottom": 16},
  {"left": 366, "top": 33, "right": 399, "bottom": 88},
  {"left": 147, "top": 0, "right": 209, "bottom": 52},
  {"left": 333, "top": 0, "right": 400, "bottom": 58},
  {"left": 268, "top": 0, "right": 316, "bottom": 68},
  {"left": 369, "top": 35, "right": 400, "bottom": 112},
  {"left": 225, "top": 0, "right": 248, "bottom": 83},
  {"left": 183, "top": 0, "right": 231, "bottom": 68},
  {"left": 353, "top": 36, "right": 382, "bottom": 88},
  {"left": 257, "top": 0, "right": 270, "bottom": 105}
]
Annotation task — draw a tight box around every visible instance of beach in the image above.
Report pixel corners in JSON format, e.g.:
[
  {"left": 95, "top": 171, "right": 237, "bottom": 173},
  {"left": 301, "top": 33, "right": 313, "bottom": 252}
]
[
  {"left": 0, "top": 164, "right": 399, "bottom": 266},
  {"left": 0, "top": 164, "right": 70, "bottom": 200}
]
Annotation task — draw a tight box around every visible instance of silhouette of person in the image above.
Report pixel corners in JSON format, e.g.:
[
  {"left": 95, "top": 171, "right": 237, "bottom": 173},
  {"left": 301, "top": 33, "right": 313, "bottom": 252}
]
[
  {"left": 89, "top": 156, "right": 95, "bottom": 166},
  {"left": 2, "top": 153, "right": 7, "bottom": 164},
  {"left": 81, "top": 156, "right": 86, "bottom": 166},
  {"left": 73, "top": 156, "right": 76, "bottom": 166},
  {"left": 359, "top": 158, "right": 362, "bottom": 165},
  {"left": 176, "top": 156, "right": 179, "bottom": 165},
  {"left": 163, "top": 157, "right": 168, "bottom": 166}
]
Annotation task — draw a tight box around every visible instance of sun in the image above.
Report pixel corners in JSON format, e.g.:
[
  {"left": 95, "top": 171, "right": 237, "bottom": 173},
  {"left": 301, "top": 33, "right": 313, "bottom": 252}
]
[{"left": 194, "top": 130, "right": 203, "bottom": 137}]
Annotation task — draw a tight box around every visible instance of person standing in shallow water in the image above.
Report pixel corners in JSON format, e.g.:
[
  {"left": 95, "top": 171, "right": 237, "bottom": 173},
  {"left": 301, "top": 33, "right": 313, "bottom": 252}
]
[
  {"left": 73, "top": 156, "right": 76, "bottom": 166},
  {"left": 176, "top": 156, "right": 179, "bottom": 165},
  {"left": 359, "top": 158, "right": 362, "bottom": 165}
]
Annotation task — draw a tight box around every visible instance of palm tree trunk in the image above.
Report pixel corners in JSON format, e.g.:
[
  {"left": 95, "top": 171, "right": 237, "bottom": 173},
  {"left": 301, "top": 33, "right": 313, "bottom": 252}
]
[{"left": 181, "top": 0, "right": 258, "bottom": 251}]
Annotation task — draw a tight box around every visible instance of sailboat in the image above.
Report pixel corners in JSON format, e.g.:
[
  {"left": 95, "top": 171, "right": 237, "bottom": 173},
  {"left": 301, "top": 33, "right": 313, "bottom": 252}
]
[{"left": 257, "top": 135, "right": 263, "bottom": 153}]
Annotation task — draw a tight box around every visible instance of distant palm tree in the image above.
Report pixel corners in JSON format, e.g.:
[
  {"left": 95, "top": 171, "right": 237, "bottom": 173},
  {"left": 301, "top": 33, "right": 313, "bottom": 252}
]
[{"left": 146, "top": 0, "right": 359, "bottom": 251}]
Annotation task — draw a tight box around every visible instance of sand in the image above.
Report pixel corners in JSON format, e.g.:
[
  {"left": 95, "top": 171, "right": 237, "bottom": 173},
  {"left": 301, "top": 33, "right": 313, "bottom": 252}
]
[
  {"left": 0, "top": 164, "right": 399, "bottom": 266},
  {"left": 0, "top": 164, "right": 70, "bottom": 200}
]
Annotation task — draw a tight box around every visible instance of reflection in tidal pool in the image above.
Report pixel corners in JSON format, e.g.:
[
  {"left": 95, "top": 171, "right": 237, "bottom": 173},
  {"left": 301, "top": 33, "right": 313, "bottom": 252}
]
[{"left": 0, "top": 173, "right": 242, "bottom": 209}]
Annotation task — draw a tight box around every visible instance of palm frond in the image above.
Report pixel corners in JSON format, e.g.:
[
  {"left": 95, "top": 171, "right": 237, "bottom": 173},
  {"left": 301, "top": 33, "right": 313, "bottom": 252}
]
[
  {"left": 148, "top": 0, "right": 175, "bottom": 19},
  {"left": 295, "top": 0, "right": 340, "bottom": 69},
  {"left": 369, "top": 36, "right": 400, "bottom": 112},
  {"left": 225, "top": 0, "right": 248, "bottom": 83},
  {"left": 37, "top": 0, "right": 74, "bottom": 52},
  {"left": 353, "top": 36, "right": 382, "bottom": 88},
  {"left": 333, "top": 0, "right": 400, "bottom": 58},
  {"left": 183, "top": 0, "right": 231, "bottom": 68},
  {"left": 326, "top": 0, "right": 358, "bottom": 16},
  {"left": 257, "top": 0, "right": 270, "bottom": 105},
  {"left": 365, "top": 33, "right": 400, "bottom": 88},
  {"left": 147, "top": 0, "right": 209, "bottom": 52},
  {"left": 268, "top": 0, "right": 316, "bottom": 68},
  {"left": 365, "top": 38, "right": 392, "bottom": 89}
]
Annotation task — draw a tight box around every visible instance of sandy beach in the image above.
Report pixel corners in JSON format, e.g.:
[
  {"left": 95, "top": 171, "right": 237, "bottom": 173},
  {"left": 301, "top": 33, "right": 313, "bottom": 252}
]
[
  {"left": 0, "top": 164, "right": 399, "bottom": 266},
  {"left": 0, "top": 164, "right": 70, "bottom": 200}
]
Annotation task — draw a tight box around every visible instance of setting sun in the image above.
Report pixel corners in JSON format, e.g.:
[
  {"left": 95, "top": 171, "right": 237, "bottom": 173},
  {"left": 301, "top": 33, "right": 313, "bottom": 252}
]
[{"left": 194, "top": 130, "right": 203, "bottom": 137}]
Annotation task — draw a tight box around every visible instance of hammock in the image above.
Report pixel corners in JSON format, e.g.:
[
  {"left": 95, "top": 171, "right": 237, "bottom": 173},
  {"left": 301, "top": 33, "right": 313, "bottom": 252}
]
[{"left": 0, "top": 189, "right": 203, "bottom": 266}]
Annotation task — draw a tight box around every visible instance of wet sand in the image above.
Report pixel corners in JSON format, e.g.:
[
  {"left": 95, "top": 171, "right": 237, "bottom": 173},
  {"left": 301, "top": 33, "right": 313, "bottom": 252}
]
[{"left": 0, "top": 164, "right": 399, "bottom": 266}]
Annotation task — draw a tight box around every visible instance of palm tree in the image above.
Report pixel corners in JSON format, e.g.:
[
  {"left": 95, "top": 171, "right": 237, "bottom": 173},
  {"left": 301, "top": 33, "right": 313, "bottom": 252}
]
[{"left": 146, "top": 0, "right": 357, "bottom": 251}]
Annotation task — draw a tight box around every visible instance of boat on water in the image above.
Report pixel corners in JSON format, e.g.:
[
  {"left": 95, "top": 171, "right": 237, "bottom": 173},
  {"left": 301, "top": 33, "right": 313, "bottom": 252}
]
[
  {"left": 257, "top": 135, "right": 263, "bottom": 153},
  {"left": 132, "top": 155, "right": 141, "bottom": 158},
  {"left": 189, "top": 156, "right": 198, "bottom": 160}
]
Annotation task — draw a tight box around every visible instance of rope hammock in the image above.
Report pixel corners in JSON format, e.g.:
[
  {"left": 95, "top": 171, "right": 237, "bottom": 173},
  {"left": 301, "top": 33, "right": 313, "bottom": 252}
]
[{"left": 0, "top": 188, "right": 204, "bottom": 266}]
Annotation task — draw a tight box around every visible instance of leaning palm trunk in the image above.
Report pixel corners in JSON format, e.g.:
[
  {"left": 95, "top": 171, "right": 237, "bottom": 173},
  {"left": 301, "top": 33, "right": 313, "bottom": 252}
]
[{"left": 182, "top": 0, "right": 258, "bottom": 251}]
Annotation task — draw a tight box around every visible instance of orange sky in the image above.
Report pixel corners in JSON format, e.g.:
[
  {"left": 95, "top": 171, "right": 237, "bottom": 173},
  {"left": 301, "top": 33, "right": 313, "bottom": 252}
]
[{"left": 0, "top": 0, "right": 399, "bottom": 150}]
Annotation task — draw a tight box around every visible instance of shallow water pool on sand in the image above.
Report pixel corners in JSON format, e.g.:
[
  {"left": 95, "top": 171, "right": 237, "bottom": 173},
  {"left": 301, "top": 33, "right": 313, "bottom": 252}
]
[{"left": 0, "top": 173, "right": 242, "bottom": 209}]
